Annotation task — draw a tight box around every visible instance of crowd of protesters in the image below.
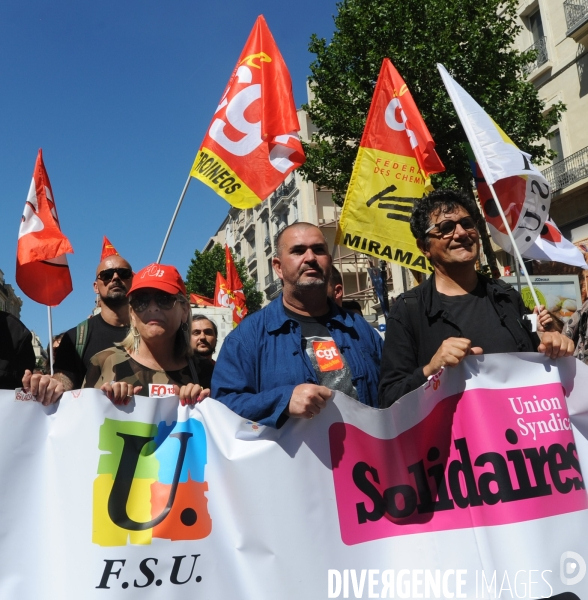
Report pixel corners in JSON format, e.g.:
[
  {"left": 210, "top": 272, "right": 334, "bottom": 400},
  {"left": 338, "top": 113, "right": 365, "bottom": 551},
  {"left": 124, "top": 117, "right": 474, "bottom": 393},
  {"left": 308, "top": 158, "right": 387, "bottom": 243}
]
[{"left": 1, "top": 189, "right": 584, "bottom": 423}]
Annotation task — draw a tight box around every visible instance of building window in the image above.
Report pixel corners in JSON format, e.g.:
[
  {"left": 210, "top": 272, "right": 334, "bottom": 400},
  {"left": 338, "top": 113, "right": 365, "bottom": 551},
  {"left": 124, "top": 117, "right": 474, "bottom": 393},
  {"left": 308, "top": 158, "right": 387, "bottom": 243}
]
[
  {"left": 529, "top": 9, "right": 545, "bottom": 45},
  {"left": 523, "top": 8, "right": 548, "bottom": 73},
  {"left": 549, "top": 129, "right": 564, "bottom": 163}
]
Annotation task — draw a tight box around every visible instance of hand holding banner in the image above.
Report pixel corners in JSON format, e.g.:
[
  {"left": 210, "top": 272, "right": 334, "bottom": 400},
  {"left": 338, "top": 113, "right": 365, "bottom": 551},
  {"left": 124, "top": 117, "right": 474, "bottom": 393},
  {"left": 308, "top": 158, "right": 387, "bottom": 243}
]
[{"left": 2, "top": 354, "right": 588, "bottom": 598}]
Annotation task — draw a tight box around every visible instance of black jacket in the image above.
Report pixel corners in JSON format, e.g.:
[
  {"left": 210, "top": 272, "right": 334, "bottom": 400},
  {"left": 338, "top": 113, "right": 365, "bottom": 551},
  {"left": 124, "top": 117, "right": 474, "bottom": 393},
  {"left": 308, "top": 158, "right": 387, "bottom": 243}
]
[
  {"left": 378, "top": 274, "right": 539, "bottom": 407},
  {"left": 0, "top": 311, "right": 36, "bottom": 390}
]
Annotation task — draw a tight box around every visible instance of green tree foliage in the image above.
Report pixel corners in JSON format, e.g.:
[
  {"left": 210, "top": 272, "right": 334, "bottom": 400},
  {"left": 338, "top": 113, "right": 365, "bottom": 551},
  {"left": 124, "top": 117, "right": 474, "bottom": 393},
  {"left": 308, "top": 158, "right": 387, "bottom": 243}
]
[
  {"left": 300, "top": 0, "right": 564, "bottom": 202},
  {"left": 185, "top": 243, "right": 263, "bottom": 313}
]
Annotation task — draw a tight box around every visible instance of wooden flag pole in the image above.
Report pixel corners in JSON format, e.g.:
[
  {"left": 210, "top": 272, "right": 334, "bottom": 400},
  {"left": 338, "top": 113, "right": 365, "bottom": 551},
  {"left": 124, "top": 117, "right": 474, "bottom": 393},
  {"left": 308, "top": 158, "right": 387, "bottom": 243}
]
[
  {"left": 47, "top": 306, "right": 54, "bottom": 376},
  {"left": 487, "top": 184, "right": 541, "bottom": 310},
  {"left": 157, "top": 174, "right": 192, "bottom": 264}
]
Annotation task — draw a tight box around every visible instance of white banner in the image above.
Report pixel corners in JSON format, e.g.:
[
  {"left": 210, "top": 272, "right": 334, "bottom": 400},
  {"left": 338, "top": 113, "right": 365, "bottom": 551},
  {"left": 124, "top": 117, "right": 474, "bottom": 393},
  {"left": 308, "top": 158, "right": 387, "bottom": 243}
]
[{"left": 2, "top": 354, "right": 588, "bottom": 599}]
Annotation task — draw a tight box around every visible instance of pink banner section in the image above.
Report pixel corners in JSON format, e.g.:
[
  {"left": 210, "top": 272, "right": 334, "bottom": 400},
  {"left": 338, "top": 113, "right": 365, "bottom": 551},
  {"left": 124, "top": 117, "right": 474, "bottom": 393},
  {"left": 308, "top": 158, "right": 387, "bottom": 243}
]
[{"left": 331, "top": 383, "right": 587, "bottom": 545}]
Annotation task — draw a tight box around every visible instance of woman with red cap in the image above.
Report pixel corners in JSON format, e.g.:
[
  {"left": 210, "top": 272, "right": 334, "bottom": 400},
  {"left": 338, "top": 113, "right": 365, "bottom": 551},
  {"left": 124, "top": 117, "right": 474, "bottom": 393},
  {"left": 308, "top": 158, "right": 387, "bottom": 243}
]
[{"left": 84, "top": 263, "right": 208, "bottom": 406}]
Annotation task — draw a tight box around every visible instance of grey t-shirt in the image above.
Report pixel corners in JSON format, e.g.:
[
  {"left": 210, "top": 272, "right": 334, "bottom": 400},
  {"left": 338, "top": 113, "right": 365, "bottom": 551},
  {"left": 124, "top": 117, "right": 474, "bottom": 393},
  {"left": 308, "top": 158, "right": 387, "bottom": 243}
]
[{"left": 284, "top": 308, "right": 358, "bottom": 400}]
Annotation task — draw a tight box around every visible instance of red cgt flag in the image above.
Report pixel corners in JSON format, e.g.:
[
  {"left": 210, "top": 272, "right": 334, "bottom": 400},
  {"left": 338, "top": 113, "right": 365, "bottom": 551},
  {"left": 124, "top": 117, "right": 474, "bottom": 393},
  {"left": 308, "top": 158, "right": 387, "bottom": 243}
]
[
  {"left": 16, "top": 149, "right": 74, "bottom": 306},
  {"left": 225, "top": 245, "right": 247, "bottom": 326},
  {"left": 100, "top": 236, "right": 119, "bottom": 262},
  {"left": 214, "top": 271, "right": 230, "bottom": 308},
  {"left": 191, "top": 15, "right": 305, "bottom": 209}
]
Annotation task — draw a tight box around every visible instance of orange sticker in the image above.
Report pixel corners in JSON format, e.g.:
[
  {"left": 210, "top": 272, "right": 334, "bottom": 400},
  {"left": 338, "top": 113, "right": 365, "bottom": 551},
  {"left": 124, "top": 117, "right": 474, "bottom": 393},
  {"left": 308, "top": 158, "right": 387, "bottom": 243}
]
[{"left": 313, "top": 341, "right": 344, "bottom": 372}]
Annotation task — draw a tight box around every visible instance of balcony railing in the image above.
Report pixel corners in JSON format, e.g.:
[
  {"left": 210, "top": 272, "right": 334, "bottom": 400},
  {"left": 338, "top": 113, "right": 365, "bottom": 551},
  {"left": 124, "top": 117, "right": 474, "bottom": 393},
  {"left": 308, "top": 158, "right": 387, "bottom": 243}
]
[
  {"left": 522, "top": 37, "right": 548, "bottom": 76},
  {"left": 244, "top": 216, "right": 255, "bottom": 232},
  {"left": 541, "top": 145, "right": 588, "bottom": 193},
  {"left": 266, "top": 279, "right": 282, "bottom": 300},
  {"left": 270, "top": 178, "right": 297, "bottom": 208},
  {"left": 564, "top": 0, "right": 588, "bottom": 34}
]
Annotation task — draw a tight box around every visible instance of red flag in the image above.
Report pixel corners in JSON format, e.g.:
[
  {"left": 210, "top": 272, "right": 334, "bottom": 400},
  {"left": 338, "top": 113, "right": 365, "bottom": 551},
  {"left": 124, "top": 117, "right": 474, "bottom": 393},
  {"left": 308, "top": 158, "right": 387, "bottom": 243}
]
[
  {"left": 16, "top": 149, "right": 74, "bottom": 306},
  {"left": 225, "top": 245, "right": 248, "bottom": 325},
  {"left": 100, "top": 236, "right": 119, "bottom": 262},
  {"left": 191, "top": 15, "right": 305, "bottom": 209},
  {"left": 214, "top": 272, "right": 230, "bottom": 307},
  {"left": 189, "top": 293, "right": 215, "bottom": 307},
  {"left": 361, "top": 59, "right": 445, "bottom": 178}
]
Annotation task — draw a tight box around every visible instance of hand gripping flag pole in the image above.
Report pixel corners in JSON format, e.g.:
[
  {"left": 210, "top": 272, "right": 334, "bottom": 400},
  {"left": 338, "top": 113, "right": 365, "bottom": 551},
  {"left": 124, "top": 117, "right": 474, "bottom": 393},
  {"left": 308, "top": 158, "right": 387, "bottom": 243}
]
[{"left": 438, "top": 64, "right": 549, "bottom": 310}]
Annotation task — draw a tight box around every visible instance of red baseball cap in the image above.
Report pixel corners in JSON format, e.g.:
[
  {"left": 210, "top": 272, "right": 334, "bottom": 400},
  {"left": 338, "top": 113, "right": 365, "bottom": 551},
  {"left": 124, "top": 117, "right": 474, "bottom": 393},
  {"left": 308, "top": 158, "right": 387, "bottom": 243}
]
[{"left": 127, "top": 263, "right": 187, "bottom": 296}]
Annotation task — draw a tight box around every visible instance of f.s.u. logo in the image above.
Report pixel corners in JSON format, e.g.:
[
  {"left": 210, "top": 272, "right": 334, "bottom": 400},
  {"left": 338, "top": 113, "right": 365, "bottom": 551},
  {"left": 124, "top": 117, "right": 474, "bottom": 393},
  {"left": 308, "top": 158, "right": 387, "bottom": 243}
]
[{"left": 93, "top": 418, "right": 212, "bottom": 547}]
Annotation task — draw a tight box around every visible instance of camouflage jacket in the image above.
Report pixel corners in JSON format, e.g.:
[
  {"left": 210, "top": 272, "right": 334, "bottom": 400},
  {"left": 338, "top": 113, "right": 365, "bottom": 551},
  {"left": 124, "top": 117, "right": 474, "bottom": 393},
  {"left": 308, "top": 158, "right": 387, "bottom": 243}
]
[{"left": 83, "top": 347, "right": 197, "bottom": 396}]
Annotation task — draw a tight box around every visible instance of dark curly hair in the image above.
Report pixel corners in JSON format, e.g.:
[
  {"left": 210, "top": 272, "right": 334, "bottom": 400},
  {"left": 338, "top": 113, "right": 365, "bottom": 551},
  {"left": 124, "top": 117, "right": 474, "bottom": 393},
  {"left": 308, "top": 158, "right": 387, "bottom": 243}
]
[{"left": 410, "top": 189, "right": 479, "bottom": 247}]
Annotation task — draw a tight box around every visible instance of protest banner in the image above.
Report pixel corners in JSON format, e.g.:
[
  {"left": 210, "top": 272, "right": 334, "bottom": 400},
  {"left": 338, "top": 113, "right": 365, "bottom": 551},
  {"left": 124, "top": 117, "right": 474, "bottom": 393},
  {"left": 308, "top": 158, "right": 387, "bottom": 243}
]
[
  {"left": 2, "top": 354, "right": 588, "bottom": 599},
  {"left": 335, "top": 58, "right": 444, "bottom": 274}
]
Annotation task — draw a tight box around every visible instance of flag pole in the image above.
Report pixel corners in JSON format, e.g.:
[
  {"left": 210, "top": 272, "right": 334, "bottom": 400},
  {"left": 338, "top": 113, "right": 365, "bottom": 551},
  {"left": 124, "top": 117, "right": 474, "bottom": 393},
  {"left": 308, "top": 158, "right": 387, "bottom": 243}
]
[
  {"left": 157, "top": 174, "right": 192, "bottom": 264},
  {"left": 487, "top": 184, "right": 541, "bottom": 309},
  {"left": 47, "top": 306, "right": 54, "bottom": 376}
]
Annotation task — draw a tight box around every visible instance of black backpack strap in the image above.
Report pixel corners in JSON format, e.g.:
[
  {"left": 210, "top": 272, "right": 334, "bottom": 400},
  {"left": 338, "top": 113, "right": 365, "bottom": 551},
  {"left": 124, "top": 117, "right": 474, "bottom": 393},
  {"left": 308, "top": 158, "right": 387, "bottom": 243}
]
[{"left": 75, "top": 319, "right": 90, "bottom": 360}]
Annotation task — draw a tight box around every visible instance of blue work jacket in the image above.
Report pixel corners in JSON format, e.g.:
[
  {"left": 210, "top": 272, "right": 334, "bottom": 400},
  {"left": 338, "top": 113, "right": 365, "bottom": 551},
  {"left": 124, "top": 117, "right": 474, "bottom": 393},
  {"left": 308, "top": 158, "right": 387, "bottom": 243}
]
[{"left": 211, "top": 294, "right": 383, "bottom": 428}]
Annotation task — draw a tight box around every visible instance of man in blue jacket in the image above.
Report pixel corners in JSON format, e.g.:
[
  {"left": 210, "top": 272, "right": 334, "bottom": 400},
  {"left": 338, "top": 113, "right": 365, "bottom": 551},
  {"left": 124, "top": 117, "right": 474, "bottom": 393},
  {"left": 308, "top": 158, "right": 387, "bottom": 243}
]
[{"left": 212, "top": 222, "right": 383, "bottom": 428}]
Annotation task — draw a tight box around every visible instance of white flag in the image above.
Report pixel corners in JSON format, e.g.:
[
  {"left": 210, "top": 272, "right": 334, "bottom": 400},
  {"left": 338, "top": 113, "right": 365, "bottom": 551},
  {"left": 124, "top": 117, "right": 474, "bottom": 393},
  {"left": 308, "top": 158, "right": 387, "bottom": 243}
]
[
  {"left": 438, "top": 64, "right": 551, "bottom": 254},
  {"left": 523, "top": 217, "right": 588, "bottom": 268}
]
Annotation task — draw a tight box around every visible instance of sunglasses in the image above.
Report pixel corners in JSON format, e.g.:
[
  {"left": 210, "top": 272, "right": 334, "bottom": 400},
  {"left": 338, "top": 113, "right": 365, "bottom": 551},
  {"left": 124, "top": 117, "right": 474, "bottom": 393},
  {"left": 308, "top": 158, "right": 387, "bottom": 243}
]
[
  {"left": 96, "top": 268, "right": 133, "bottom": 282},
  {"left": 425, "top": 216, "right": 477, "bottom": 238},
  {"left": 130, "top": 291, "right": 179, "bottom": 312}
]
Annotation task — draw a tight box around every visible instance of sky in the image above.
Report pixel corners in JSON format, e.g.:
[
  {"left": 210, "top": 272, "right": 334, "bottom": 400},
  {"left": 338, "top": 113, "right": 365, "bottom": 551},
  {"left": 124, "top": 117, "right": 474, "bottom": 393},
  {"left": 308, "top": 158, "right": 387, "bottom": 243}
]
[{"left": 0, "top": 0, "right": 339, "bottom": 346}]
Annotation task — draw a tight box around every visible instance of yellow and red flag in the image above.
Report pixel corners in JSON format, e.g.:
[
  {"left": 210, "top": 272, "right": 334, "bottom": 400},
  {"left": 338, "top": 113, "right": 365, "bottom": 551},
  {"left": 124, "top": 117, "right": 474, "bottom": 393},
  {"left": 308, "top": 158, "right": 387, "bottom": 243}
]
[
  {"left": 335, "top": 59, "right": 445, "bottom": 273},
  {"left": 225, "top": 245, "right": 248, "bottom": 326},
  {"left": 191, "top": 15, "right": 305, "bottom": 209},
  {"left": 100, "top": 236, "right": 119, "bottom": 262},
  {"left": 16, "top": 149, "right": 74, "bottom": 306}
]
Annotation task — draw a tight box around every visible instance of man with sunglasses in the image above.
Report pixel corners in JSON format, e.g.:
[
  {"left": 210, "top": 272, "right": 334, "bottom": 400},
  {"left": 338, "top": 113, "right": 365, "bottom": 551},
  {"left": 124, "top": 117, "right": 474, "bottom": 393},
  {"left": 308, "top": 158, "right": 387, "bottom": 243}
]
[
  {"left": 34, "top": 255, "right": 135, "bottom": 401},
  {"left": 378, "top": 189, "right": 575, "bottom": 407}
]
